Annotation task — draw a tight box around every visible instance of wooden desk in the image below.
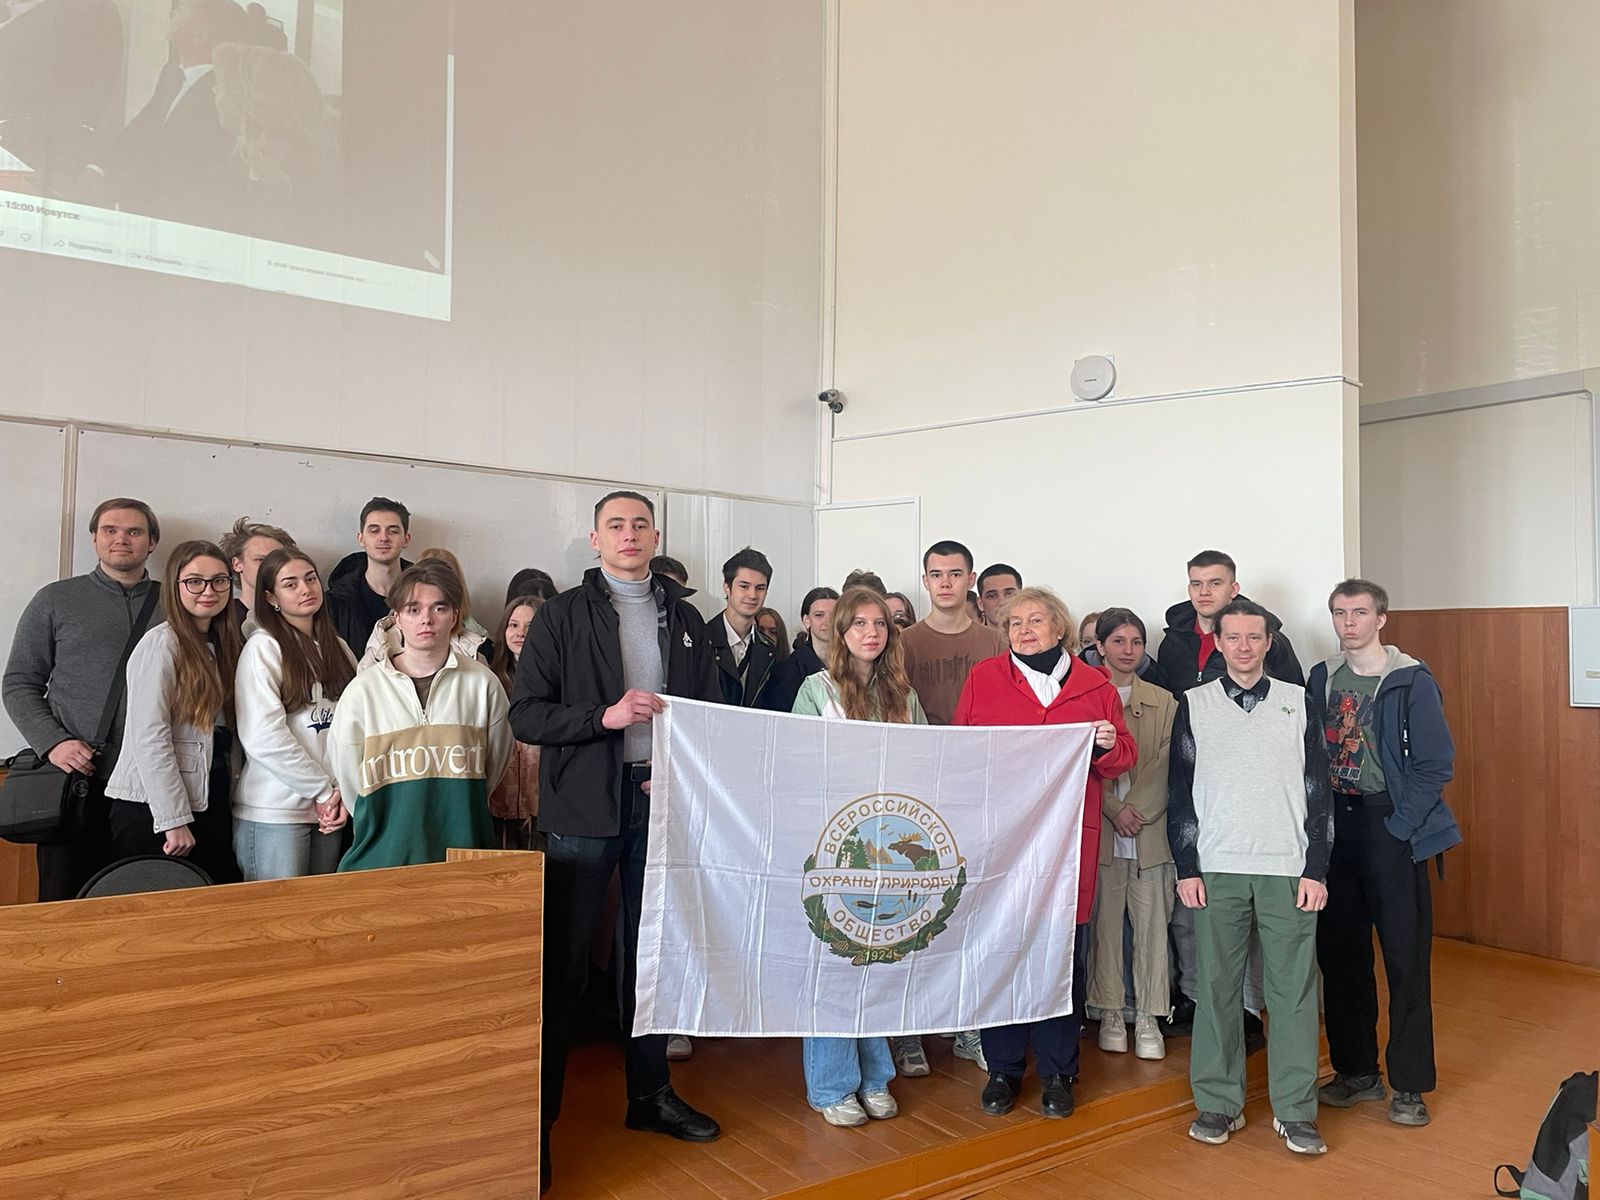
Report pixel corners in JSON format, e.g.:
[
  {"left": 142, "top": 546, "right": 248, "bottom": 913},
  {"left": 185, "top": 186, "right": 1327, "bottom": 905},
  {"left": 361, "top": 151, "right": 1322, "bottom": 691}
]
[
  {"left": 0, "top": 853, "right": 542, "bottom": 1197},
  {"left": 0, "top": 768, "right": 40, "bottom": 904}
]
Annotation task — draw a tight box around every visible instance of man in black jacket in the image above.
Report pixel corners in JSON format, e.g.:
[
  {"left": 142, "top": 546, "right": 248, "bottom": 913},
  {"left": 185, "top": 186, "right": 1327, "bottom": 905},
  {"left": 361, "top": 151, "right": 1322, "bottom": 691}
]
[
  {"left": 1157, "top": 549, "right": 1304, "bottom": 696},
  {"left": 704, "top": 546, "right": 777, "bottom": 706},
  {"left": 509, "top": 490, "right": 721, "bottom": 1190}
]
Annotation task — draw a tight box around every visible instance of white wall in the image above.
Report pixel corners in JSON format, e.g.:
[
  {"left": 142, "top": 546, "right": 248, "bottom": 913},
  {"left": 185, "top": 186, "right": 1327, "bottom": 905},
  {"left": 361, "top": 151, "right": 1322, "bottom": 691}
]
[
  {"left": 831, "top": 385, "right": 1354, "bottom": 666},
  {"left": 1361, "top": 394, "right": 1597, "bottom": 609},
  {"left": 822, "top": 0, "right": 1359, "bottom": 664},
  {"left": 0, "top": 0, "right": 825, "bottom": 505}
]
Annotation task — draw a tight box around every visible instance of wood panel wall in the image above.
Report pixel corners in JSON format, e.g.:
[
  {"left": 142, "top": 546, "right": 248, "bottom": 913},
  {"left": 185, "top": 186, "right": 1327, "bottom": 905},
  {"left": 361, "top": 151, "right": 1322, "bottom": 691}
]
[
  {"left": 1384, "top": 606, "right": 1600, "bottom": 967},
  {"left": 0, "top": 855, "right": 542, "bottom": 1198}
]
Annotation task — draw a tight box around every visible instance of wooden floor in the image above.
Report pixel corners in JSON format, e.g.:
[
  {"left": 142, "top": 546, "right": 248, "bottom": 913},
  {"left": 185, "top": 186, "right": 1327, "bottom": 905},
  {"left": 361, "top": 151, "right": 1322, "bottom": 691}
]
[
  {"left": 553, "top": 998, "right": 1266, "bottom": 1198},
  {"left": 979, "top": 939, "right": 1600, "bottom": 1199},
  {"left": 552, "top": 939, "right": 1600, "bottom": 1199}
]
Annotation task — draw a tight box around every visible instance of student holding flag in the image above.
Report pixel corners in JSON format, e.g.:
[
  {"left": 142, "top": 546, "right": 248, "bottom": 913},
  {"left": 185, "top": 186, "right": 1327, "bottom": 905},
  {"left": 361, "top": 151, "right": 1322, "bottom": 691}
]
[
  {"left": 953, "top": 586, "right": 1136, "bottom": 1119},
  {"left": 791, "top": 585, "right": 929, "bottom": 1126}
]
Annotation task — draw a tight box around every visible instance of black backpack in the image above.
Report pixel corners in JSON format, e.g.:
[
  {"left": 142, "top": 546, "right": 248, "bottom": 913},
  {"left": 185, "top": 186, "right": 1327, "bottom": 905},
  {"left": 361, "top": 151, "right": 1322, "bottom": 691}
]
[{"left": 1495, "top": 1070, "right": 1595, "bottom": 1200}]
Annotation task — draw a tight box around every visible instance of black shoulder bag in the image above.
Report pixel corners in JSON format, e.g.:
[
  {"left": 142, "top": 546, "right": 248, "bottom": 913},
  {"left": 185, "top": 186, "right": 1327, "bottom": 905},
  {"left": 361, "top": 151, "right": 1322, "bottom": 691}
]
[{"left": 0, "top": 585, "right": 161, "bottom": 844}]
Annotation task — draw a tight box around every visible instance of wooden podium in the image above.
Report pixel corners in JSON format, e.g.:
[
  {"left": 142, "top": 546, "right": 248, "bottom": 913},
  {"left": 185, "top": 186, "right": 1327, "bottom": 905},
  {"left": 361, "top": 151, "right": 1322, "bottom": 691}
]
[{"left": 0, "top": 850, "right": 542, "bottom": 1198}]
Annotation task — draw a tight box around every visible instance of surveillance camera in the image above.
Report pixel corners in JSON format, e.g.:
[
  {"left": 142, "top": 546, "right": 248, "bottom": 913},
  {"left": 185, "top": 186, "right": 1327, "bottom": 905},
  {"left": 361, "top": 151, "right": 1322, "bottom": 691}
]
[{"left": 819, "top": 389, "right": 845, "bottom": 414}]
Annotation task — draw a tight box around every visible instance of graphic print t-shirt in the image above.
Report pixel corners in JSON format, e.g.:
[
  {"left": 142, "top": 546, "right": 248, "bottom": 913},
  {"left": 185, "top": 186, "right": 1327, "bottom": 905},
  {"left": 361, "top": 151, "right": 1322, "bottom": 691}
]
[
  {"left": 1325, "top": 664, "right": 1386, "bottom": 794},
  {"left": 899, "top": 619, "right": 1007, "bottom": 725}
]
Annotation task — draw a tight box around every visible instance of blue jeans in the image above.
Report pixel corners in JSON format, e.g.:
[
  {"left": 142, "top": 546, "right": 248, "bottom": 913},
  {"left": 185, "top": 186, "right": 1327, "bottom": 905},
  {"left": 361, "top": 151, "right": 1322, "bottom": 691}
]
[
  {"left": 802, "top": 1037, "right": 895, "bottom": 1108},
  {"left": 234, "top": 819, "right": 343, "bottom": 881}
]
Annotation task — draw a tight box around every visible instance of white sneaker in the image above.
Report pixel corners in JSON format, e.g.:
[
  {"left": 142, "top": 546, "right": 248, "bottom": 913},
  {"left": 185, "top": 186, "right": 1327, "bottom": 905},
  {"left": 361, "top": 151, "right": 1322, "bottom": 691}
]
[
  {"left": 952, "top": 1029, "right": 988, "bottom": 1071},
  {"left": 666, "top": 1034, "right": 693, "bottom": 1061},
  {"left": 1134, "top": 1015, "right": 1165, "bottom": 1060},
  {"left": 819, "top": 1096, "right": 869, "bottom": 1126},
  {"left": 891, "top": 1036, "right": 930, "bottom": 1077},
  {"left": 859, "top": 1089, "right": 898, "bottom": 1119},
  {"left": 1098, "top": 1013, "right": 1128, "bottom": 1053}
]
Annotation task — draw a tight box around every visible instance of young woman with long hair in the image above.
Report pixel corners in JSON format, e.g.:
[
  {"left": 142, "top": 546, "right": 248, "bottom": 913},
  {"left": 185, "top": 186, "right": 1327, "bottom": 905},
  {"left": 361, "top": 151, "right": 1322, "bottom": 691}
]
[
  {"left": 755, "top": 606, "right": 790, "bottom": 662},
  {"left": 789, "top": 587, "right": 927, "bottom": 1127},
  {"left": 486, "top": 592, "right": 544, "bottom": 851},
  {"left": 233, "top": 548, "right": 357, "bottom": 880},
  {"left": 331, "top": 561, "right": 511, "bottom": 871},
  {"left": 106, "top": 540, "right": 245, "bottom": 883}
]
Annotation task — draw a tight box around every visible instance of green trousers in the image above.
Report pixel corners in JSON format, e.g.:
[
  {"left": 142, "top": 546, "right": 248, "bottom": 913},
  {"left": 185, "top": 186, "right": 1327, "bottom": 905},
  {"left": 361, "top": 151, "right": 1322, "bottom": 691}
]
[{"left": 1190, "top": 872, "right": 1320, "bottom": 1122}]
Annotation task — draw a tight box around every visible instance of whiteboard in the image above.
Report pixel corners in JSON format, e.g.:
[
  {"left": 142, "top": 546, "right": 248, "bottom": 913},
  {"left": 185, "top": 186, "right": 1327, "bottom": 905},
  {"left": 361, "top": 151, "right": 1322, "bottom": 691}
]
[
  {"left": 72, "top": 430, "right": 664, "bottom": 635},
  {"left": 0, "top": 420, "right": 68, "bottom": 754},
  {"left": 664, "top": 493, "right": 815, "bottom": 630}
]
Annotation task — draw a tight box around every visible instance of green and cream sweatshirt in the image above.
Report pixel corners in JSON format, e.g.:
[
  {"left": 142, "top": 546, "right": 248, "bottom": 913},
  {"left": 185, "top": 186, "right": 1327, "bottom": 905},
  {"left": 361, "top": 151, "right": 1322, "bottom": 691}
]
[{"left": 330, "top": 646, "right": 512, "bottom": 872}]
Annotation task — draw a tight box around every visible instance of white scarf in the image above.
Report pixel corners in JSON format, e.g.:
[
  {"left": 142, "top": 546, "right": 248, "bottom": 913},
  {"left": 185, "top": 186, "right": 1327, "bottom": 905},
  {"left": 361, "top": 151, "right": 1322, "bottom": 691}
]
[{"left": 1011, "top": 649, "right": 1070, "bottom": 707}]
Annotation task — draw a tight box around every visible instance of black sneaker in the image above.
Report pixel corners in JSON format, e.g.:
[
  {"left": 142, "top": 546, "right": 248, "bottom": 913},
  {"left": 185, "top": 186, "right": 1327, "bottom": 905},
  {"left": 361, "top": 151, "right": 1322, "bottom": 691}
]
[
  {"left": 1389, "top": 1091, "right": 1430, "bottom": 1126},
  {"left": 1188, "top": 1111, "right": 1245, "bottom": 1144},
  {"left": 1318, "top": 1072, "right": 1385, "bottom": 1107},
  {"left": 1040, "top": 1075, "right": 1075, "bottom": 1119},
  {"left": 1162, "top": 994, "right": 1196, "bottom": 1038},
  {"left": 980, "top": 1072, "right": 1021, "bottom": 1116}
]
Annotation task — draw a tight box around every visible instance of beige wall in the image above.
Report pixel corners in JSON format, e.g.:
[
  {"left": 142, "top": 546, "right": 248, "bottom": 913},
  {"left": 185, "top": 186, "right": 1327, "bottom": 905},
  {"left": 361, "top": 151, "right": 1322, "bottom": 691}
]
[
  {"left": 1361, "top": 394, "right": 1596, "bottom": 609},
  {"left": 1357, "top": 0, "right": 1600, "bottom": 406},
  {"left": 0, "top": 1, "right": 825, "bottom": 505},
  {"left": 823, "top": 0, "right": 1359, "bottom": 663},
  {"left": 1356, "top": 0, "right": 1600, "bottom": 607}
]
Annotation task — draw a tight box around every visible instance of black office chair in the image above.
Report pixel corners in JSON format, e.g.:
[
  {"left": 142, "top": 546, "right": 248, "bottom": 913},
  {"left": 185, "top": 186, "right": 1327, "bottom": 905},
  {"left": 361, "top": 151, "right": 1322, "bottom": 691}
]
[{"left": 77, "top": 855, "right": 214, "bottom": 899}]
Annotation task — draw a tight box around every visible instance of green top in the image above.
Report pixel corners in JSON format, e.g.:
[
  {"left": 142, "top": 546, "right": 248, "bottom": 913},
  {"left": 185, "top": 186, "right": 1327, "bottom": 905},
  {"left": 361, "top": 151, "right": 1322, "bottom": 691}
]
[
  {"left": 1325, "top": 663, "right": 1386, "bottom": 794},
  {"left": 792, "top": 670, "right": 929, "bottom": 725}
]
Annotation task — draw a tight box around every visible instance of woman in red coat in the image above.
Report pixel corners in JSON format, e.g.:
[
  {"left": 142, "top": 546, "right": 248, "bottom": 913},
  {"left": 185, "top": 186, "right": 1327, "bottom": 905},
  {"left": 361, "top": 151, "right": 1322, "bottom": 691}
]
[{"left": 953, "top": 586, "right": 1136, "bottom": 1120}]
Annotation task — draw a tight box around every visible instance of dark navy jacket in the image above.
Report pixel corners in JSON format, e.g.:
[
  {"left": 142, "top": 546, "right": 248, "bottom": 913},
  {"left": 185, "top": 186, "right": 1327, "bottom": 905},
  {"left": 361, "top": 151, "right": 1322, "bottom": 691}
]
[{"left": 1307, "top": 649, "right": 1462, "bottom": 863}]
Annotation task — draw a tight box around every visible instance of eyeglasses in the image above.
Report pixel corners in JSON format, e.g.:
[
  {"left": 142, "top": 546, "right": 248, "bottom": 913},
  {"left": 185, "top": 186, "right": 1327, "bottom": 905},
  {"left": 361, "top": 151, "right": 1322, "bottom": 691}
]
[{"left": 179, "top": 575, "right": 233, "bottom": 594}]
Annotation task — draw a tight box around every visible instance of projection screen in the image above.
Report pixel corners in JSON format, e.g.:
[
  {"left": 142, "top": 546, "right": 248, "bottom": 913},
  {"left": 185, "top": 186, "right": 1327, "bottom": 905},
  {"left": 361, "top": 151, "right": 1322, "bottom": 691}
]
[{"left": 0, "top": 0, "right": 454, "bottom": 319}]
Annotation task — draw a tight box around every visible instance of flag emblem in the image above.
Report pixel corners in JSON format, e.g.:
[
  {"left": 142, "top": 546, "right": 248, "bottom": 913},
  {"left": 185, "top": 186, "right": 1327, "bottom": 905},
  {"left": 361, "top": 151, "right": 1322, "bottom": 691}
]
[{"left": 801, "top": 793, "right": 966, "bottom": 966}]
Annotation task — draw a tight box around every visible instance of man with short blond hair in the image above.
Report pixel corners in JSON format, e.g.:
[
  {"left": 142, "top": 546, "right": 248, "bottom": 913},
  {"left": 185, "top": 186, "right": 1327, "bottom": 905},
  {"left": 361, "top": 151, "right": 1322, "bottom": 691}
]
[{"left": 220, "top": 515, "right": 294, "bottom": 635}]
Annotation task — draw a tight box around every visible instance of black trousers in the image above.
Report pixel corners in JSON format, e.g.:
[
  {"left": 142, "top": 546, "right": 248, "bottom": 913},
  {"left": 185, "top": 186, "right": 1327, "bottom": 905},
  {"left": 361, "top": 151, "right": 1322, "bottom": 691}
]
[
  {"left": 540, "top": 774, "right": 670, "bottom": 1130},
  {"left": 105, "top": 733, "right": 242, "bottom": 887},
  {"left": 35, "top": 782, "right": 114, "bottom": 902},
  {"left": 980, "top": 920, "right": 1090, "bottom": 1082},
  {"left": 1316, "top": 801, "right": 1437, "bottom": 1093}
]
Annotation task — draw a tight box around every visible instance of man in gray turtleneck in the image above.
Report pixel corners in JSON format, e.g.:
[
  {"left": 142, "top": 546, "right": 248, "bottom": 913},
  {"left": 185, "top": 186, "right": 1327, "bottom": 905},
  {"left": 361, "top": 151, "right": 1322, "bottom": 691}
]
[
  {"left": 508, "top": 490, "right": 721, "bottom": 1193},
  {"left": 4, "top": 497, "right": 164, "bottom": 901}
]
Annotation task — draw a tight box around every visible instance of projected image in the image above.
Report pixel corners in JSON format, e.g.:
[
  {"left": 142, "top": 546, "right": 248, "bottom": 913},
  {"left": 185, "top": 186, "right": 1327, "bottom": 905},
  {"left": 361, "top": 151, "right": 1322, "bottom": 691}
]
[{"left": 0, "top": 0, "right": 453, "bottom": 319}]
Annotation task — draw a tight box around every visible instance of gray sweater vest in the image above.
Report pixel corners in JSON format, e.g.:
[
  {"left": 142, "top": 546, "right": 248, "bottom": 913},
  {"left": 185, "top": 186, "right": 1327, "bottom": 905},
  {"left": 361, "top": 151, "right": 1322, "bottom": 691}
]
[{"left": 1189, "top": 677, "right": 1309, "bottom": 878}]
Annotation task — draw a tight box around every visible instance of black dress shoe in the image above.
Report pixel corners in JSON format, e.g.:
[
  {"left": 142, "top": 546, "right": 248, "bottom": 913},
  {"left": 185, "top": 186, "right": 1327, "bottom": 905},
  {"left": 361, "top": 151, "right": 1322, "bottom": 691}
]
[
  {"left": 1243, "top": 1010, "right": 1267, "bottom": 1057},
  {"left": 1040, "top": 1075, "right": 1075, "bottom": 1119},
  {"left": 980, "top": 1072, "right": 1021, "bottom": 1116},
  {"left": 1162, "top": 994, "right": 1196, "bottom": 1038},
  {"left": 625, "top": 1085, "right": 722, "bottom": 1142}
]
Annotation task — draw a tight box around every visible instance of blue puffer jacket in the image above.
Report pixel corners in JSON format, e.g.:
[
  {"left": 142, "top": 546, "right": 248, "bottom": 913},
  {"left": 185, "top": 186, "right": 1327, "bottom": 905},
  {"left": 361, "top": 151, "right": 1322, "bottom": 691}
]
[{"left": 1308, "top": 648, "right": 1462, "bottom": 863}]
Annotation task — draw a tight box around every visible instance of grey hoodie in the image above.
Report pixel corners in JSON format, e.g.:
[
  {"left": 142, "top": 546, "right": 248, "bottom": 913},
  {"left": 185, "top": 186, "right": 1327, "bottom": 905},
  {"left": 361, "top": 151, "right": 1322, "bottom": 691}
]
[{"left": 3, "top": 566, "right": 162, "bottom": 776}]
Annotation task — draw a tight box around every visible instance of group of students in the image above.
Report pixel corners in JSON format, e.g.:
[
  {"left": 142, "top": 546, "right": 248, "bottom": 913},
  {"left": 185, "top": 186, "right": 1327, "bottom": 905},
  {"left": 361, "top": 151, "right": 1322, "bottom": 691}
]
[{"left": 2, "top": 490, "right": 1462, "bottom": 1192}]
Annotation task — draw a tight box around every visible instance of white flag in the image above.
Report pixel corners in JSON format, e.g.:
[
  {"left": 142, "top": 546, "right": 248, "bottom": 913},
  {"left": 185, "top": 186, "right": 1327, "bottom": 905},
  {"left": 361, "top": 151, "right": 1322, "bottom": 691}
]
[{"left": 633, "top": 698, "right": 1094, "bottom": 1038}]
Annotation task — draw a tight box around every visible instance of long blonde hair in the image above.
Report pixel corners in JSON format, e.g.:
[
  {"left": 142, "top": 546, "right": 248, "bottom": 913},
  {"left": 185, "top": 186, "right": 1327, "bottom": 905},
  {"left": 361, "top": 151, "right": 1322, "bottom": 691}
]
[
  {"left": 826, "top": 587, "right": 913, "bottom": 723},
  {"left": 212, "top": 42, "right": 337, "bottom": 189}
]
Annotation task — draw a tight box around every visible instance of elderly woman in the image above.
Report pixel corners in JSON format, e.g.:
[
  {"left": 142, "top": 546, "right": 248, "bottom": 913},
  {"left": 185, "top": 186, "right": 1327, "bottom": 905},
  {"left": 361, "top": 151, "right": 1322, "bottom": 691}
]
[
  {"left": 1087, "top": 607, "right": 1179, "bottom": 1062},
  {"left": 953, "top": 586, "right": 1136, "bottom": 1119}
]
